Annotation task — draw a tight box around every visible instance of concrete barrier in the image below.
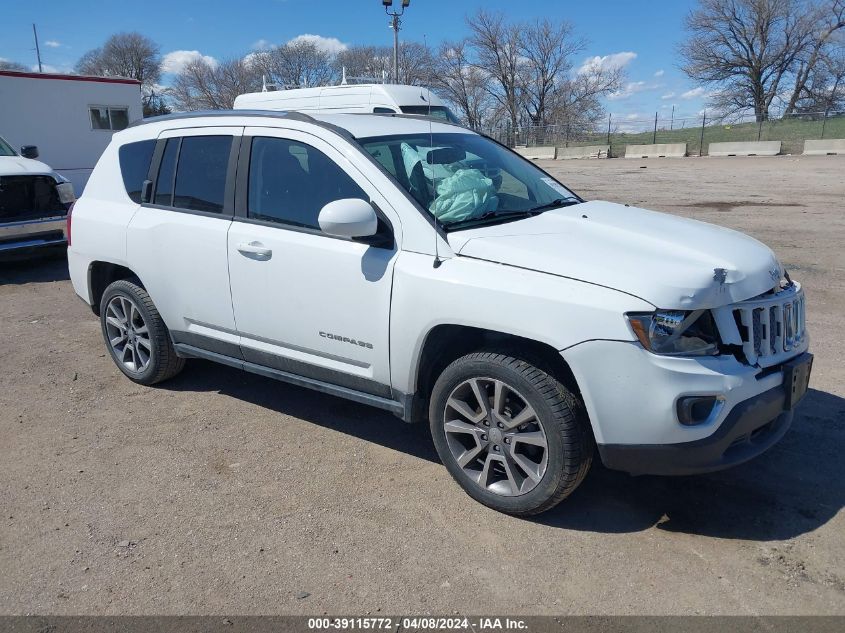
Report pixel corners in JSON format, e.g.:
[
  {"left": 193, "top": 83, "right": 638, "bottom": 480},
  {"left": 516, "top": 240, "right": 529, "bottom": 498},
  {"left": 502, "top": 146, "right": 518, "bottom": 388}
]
[
  {"left": 624, "top": 143, "right": 687, "bottom": 158},
  {"left": 708, "top": 141, "right": 781, "bottom": 156},
  {"left": 555, "top": 145, "right": 610, "bottom": 159},
  {"left": 515, "top": 146, "right": 556, "bottom": 160},
  {"left": 803, "top": 139, "right": 845, "bottom": 155}
]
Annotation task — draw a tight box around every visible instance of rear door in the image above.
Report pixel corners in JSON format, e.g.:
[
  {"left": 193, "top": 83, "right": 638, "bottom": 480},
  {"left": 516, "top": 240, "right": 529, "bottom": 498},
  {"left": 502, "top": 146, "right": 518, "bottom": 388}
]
[
  {"left": 126, "top": 126, "right": 242, "bottom": 356},
  {"left": 226, "top": 126, "right": 400, "bottom": 395}
]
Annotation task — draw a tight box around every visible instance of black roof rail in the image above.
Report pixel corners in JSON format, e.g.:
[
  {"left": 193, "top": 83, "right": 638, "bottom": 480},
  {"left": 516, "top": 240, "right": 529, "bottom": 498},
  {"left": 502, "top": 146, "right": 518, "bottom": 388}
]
[{"left": 129, "top": 109, "right": 317, "bottom": 128}]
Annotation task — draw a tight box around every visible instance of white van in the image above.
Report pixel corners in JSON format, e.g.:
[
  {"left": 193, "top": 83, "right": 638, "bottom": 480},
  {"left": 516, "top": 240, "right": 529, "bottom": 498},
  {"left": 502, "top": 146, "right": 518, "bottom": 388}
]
[{"left": 234, "top": 83, "right": 460, "bottom": 123}]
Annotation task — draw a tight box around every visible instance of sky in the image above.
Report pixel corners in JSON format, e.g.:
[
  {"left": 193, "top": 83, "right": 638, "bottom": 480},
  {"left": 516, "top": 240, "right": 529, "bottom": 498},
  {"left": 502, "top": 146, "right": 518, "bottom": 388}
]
[{"left": 1, "top": 0, "right": 709, "bottom": 126}]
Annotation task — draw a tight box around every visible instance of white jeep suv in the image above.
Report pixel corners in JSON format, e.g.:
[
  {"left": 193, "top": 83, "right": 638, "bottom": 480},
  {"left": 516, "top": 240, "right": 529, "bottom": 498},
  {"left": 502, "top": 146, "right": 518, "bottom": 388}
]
[{"left": 67, "top": 111, "right": 812, "bottom": 515}]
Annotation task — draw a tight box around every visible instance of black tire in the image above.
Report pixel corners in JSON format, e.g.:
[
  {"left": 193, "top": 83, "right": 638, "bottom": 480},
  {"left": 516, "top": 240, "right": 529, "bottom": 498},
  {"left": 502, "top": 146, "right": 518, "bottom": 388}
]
[
  {"left": 99, "top": 279, "right": 185, "bottom": 385},
  {"left": 429, "top": 352, "right": 593, "bottom": 516}
]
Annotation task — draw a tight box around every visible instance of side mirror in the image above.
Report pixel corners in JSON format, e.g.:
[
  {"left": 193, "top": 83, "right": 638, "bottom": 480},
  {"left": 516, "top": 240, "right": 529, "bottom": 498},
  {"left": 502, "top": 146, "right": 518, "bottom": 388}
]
[
  {"left": 318, "top": 198, "right": 378, "bottom": 239},
  {"left": 20, "top": 145, "right": 39, "bottom": 159}
]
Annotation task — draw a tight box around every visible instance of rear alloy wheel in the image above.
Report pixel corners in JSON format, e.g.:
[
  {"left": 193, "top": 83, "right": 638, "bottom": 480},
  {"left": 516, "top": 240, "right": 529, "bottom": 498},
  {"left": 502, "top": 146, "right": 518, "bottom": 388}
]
[
  {"left": 100, "top": 279, "right": 185, "bottom": 385},
  {"left": 430, "top": 352, "right": 593, "bottom": 515},
  {"left": 104, "top": 294, "right": 152, "bottom": 374}
]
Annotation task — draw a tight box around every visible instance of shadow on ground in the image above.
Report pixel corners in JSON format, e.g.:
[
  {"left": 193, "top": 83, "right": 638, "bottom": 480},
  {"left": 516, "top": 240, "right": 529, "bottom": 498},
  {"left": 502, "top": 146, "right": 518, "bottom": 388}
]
[
  {"left": 164, "top": 359, "right": 844, "bottom": 541},
  {"left": 0, "top": 249, "right": 69, "bottom": 285}
]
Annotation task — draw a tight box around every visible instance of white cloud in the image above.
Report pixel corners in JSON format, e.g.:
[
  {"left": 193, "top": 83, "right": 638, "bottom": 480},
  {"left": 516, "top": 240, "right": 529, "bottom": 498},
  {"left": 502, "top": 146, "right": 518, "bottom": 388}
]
[
  {"left": 161, "top": 50, "right": 218, "bottom": 74},
  {"left": 654, "top": 69, "right": 664, "bottom": 77},
  {"left": 608, "top": 80, "right": 647, "bottom": 101},
  {"left": 661, "top": 92, "right": 676, "bottom": 100},
  {"left": 578, "top": 51, "right": 637, "bottom": 74},
  {"left": 251, "top": 39, "right": 274, "bottom": 51},
  {"left": 31, "top": 64, "right": 62, "bottom": 73},
  {"left": 44, "top": 40, "right": 61, "bottom": 48},
  {"left": 288, "top": 34, "right": 347, "bottom": 56},
  {"left": 681, "top": 87, "right": 707, "bottom": 99}
]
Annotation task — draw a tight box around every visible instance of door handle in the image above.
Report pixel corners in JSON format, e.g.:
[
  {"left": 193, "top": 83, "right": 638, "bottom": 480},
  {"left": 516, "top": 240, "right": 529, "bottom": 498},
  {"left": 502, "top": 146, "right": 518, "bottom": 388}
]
[{"left": 237, "top": 241, "right": 272, "bottom": 258}]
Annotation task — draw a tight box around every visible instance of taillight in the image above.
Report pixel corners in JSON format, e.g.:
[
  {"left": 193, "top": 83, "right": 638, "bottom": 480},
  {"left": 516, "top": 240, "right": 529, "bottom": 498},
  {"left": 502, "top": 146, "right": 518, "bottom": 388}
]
[{"left": 66, "top": 201, "right": 75, "bottom": 246}]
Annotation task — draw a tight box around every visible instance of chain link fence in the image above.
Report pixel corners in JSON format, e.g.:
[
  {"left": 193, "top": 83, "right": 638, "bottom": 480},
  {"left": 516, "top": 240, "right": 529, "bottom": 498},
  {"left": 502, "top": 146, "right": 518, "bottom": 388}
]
[{"left": 482, "top": 110, "right": 845, "bottom": 157}]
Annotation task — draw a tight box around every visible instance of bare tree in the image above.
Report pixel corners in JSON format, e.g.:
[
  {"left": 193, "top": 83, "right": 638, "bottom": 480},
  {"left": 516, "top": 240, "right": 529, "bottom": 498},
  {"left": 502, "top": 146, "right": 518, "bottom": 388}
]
[
  {"left": 251, "top": 40, "right": 337, "bottom": 88},
  {"left": 784, "top": 0, "right": 845, "bottom": 113},
  {"left": 0, "top": 60, "right": 28, "bottom": 71},
  {"left": 552, "top": 63, "right": 625, "bottom": 133},
  {"left": 169, "top": 58, "right": 261, "bottom": 111},
  {"left": 335, "top": 45, "right": 392, "bottom": 82},
  {"left": 396, "top": 42, "right": 436, "bottom": 85},
  {"left": 680, "top": 0, "right": 812, "bottom": 121},
  {"left": 432, "top": 40, "right": 492, "bottom": 128},
  {"left": 796, "top": 38, "right": 845, "bottom": 111},
  {"left": 519, "top": 18, "right": 588, "bottom": 127},
  {"left": 76, "top": 32, "right": 161, "bottom": 90},
  {"left": 467, "top": 10, "right": 526, "bottom": 133}
]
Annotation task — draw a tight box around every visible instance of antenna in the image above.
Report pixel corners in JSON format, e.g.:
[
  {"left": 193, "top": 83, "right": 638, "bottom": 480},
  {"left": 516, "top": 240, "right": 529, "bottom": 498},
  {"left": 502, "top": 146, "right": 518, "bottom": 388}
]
[
  {"left": 428, "top": 82, "right": 443, "bottom": 268},
  {"left": 32, "top": 24, "right": 43, "bottom": 73}
]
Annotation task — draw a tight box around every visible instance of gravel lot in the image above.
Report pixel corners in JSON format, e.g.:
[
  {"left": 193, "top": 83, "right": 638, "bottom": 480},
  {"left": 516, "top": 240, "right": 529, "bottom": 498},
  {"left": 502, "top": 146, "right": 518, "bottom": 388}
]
[{"left": 1, "top": 155, "right": 843, "bottom": 616}]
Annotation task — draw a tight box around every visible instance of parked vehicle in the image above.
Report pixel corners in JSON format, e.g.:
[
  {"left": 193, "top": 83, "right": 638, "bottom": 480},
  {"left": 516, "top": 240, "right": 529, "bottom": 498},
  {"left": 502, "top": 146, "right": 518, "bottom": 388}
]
[
  {"left": 0, "top": 134, "right": 75, "bottom": 257},
  {"left": 67, "top": 111, "right": 812, "bottom": 515},
  {"left": 234, "top": 82, "right": 459, "bottom": 123}
]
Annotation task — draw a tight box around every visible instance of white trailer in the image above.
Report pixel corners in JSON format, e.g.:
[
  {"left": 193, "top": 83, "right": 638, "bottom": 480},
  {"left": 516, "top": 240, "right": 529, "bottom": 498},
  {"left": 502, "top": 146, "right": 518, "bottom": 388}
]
[{"left": 0, "top": 70, "right": 143, "bottom": 194}]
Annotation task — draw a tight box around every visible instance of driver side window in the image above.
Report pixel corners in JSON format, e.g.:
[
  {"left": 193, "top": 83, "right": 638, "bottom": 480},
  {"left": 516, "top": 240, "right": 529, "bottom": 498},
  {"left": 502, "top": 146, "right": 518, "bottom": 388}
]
[{"left": 247, "top": 137, "right": 367, "bottom": 230}]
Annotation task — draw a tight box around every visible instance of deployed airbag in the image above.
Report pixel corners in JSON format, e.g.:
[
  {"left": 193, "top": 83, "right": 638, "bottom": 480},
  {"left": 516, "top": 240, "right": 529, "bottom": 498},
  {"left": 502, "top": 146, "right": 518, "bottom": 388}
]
[{"left": 430, "top": 169, "right": 499, "bottom": 223}]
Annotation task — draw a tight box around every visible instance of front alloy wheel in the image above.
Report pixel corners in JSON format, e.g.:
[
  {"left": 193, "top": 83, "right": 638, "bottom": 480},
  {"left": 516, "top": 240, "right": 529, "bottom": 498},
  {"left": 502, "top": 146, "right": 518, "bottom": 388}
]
[
  {"left": 429, "top": 352, "right": 593, "bottom": 515},
  {"left": 443, "top": 377, "right": 548, "bottom": 496}
]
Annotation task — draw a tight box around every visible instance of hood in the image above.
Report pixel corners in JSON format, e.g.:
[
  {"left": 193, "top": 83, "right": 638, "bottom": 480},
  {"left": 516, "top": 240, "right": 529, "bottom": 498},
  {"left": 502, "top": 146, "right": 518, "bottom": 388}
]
[
  {"left": 0, "top": 155, "right": 56, "bottom": 177},
  {"left": 447, "top": 200, "right": 781, "bottom": 309}
]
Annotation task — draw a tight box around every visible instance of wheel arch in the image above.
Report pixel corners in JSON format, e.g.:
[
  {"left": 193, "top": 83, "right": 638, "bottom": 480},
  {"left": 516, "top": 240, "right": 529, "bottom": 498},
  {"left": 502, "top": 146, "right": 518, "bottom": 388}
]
[
  {"left": 87, "top": 260, "right": 144, "bottom": 316},
  {"left": 408, "top": 324, "right": 585, "bottom": 425}
]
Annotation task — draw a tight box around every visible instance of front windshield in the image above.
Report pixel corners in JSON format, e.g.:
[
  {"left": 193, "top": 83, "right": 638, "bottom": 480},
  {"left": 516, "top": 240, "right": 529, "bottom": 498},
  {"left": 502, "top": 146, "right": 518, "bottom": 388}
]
[
  {"left": 358, "top": 132, "right": 579, "bottom": 229},
  {"left": 0, "top": 136, "right": 16, "bottom": 157},
  {"left": 399, "top": 106, "right": 461, "bottom": 124}
]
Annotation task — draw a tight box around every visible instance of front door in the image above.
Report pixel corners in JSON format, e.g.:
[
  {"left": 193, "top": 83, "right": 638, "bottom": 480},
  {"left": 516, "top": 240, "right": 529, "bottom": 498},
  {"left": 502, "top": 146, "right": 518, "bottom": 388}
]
[{"left": 227, "top": 127, "right": 400, "bottom": 396}]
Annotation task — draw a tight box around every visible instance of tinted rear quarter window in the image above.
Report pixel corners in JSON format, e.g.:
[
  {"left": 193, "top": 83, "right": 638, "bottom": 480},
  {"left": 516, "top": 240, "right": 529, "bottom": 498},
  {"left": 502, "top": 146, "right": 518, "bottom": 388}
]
[
  {"left": 173, "top": 136, "right": 232, "bottom": 213},
  {"left": 118, "top": 140, "right": 156, "bottom": 203}
]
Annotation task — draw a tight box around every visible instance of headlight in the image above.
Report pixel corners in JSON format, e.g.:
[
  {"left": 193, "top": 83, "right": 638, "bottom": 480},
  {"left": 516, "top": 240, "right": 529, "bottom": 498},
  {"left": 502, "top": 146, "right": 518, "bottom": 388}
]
[{"left": 627, "top": 309, "right": 719, "bottom": 356}]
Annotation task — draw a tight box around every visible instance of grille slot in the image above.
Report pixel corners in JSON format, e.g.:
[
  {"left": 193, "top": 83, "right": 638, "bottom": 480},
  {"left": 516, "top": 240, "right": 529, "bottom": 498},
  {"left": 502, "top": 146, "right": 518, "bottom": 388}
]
[{"left": 730, "top": 284, "right": 806, "bottom": 366}]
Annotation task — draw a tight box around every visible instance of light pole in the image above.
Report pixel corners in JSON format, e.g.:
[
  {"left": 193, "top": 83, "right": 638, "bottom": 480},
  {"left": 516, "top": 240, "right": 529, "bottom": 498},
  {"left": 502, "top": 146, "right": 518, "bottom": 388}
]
[{"left": 383, "top": 0, "right": 410, "bottom": 84}]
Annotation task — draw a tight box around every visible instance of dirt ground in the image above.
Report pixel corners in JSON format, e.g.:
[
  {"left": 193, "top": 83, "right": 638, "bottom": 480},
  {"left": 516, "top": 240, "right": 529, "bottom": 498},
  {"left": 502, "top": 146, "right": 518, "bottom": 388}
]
[{"left": 1, "top": 156, "right": 844, "bottom": 616}]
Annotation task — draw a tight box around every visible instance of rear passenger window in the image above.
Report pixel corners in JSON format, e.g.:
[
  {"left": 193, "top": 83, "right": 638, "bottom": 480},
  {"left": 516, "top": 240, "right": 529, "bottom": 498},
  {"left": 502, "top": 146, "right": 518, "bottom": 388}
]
[
  {"left": 173, "top": 136, "right": 232, "bottom": 213},
  {"left": 248, "top": 137, "right": 366, "bottom": 230},
  {"left": 154, "top": 138, "right": 178, "bottom": 206},
  {"left": 118, "top": 140, "right": 155, "bottom": 203}
]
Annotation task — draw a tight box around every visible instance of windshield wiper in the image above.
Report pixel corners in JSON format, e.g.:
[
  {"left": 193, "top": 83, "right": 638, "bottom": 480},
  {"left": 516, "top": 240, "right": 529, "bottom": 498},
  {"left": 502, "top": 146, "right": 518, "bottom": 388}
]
[
  {"left": 526, "top": 197, "right": 581, "bottom": 213},
  {"left": 443, "top": 209, "right": 541, "bottom": 231},
  {"left": 443, "top": 198, "right": 581, "bottom": 231}
]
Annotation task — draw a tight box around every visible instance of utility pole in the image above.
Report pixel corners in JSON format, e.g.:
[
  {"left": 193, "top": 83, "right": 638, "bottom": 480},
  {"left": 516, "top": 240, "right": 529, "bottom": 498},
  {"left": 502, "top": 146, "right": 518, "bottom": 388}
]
[
  {"left": 383, "top": 0, "right": 410, "bottom": 84},
  {"left": 32, "top": 23, "right": 43, "bottom": 73}
]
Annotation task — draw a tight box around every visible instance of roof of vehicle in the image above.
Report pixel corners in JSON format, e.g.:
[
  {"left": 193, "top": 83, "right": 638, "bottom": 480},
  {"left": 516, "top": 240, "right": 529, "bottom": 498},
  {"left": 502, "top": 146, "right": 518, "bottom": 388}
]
[
  {"left": 0, "top": 69, "right": 140, "bottom": 85},
  {"left": 234, "top": 83, "right": 446, "bottom": 107},
  {"left": 129, "top": 110, "right": 474, "bottom": 140}
]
